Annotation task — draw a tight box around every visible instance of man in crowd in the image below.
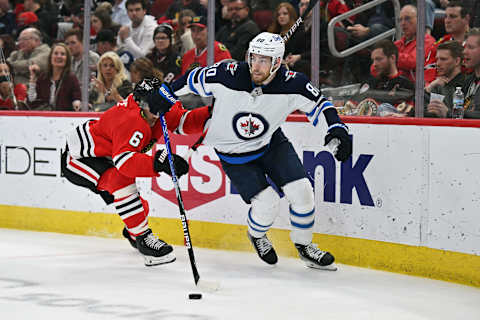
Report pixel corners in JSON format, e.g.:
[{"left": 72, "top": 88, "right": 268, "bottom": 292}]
[
  {"left": 180, "top": 15, "right": 231, "bottom": 74},
  {"left": 426, "top": 41, "right": 465, "bottom": 117},
  {"left": 7, "top": 27, "right": 50, "bottom": 85},
  {"left": 462, "top": 28, "right": 480, "bottom": 118},
  {"left": 117, "top": 0, "right": 157, "bottom": 59},
  {"left": 394, "top": 4, "right": 435, "bottom": 82},
  {"left": 64, "top": 28, "right": 99, "bottom": 93},
  {"left": 216, "top": 0, "right": 259, "bottom": 61},
  {"left": 425, "top": 1, "right": 470, "bottom": 84}
]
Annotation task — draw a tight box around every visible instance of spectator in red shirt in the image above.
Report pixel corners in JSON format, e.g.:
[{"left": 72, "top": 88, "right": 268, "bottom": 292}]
[
  {"left": 395, "top": 4, "right": 435, "bottom": 82},
  {"left": 425, "top": 1, "right": 470, "bottom": 84},
  {"left": 0, "top": 61, "right": 27, "bottom": 110},
  {"left": 180, "top": 16, "right": 231, "bottom": 74}
]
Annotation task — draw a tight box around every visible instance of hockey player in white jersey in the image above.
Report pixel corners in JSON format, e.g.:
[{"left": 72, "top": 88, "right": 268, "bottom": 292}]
[{"left": 172, "top": 32, "right": 352, "bottom": 270}]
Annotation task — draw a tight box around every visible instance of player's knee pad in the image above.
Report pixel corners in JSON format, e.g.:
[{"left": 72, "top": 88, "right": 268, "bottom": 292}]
[
  {"left": 247, "top": 186, "right": 280, "bottom": 235},
  {"left": 282, "top": 178, "right": 314, "bottom": 213}
]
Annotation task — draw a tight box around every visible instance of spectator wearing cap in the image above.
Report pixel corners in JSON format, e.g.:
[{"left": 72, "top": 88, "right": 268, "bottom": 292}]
[
  {"left": 112, "top": 0, "right": 130, "bottom": 26},
  {"left": 0, "top": 0, "right": 16, "bottom": 35},
  {"left": 146, "top": 24, "right": 181, "bottom": 83},
  {"left": 23, "top": 0, "right": 58, "bottom": 45},
  {"left": 117, "top": 0, "right": 157, "bottom": 59},
  {"left": 216, "top": 0, "right": 260, "bottom": 61},
  {"left": 7, "top": 27, "right": 50, "bottom": 85},
  {"left": 64, "top": 28, "right": 100, "bottom": 93},
  {"left": 180, "top": 16, "right": 231, "bottom": 74},
  {"left": 17, "top": 11, "right": 37, "bottom": 27}
]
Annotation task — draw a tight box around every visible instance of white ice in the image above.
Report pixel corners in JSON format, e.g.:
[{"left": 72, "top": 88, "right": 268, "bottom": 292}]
[{"left": 0, "top": 228, "right": 479, "bottom": 320}]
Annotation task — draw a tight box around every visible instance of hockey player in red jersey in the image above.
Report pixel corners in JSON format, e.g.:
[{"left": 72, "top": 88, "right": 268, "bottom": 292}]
[{"left": 61, "top": 77, "right": 210, "bottom": 266}]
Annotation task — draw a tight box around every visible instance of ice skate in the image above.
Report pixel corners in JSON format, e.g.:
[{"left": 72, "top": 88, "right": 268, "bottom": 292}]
[
  {"left": 295, "top": 243, "right": 337, "bottom": 271},
  {"left": 122, "top": 227, "right": 137, "bottom": 249},
  {"left": 136, "top": 229, "right": 176, "bottom": 266},
  {"left": 248, "top": 232, "right": 278, "bottom": 265}
]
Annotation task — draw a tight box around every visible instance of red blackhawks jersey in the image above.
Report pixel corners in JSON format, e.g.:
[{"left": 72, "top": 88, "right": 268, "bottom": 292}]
[
  {"left": 66, "top": 94, "right": 209, "bottom": 178},
  {"left": 181, "top": 41, "right": 232, "bottom": 75}
]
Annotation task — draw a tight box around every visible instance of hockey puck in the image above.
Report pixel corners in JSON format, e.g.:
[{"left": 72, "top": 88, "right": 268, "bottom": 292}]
[{"left": 188, "top": 293, "right": 202, "bottom": 300}]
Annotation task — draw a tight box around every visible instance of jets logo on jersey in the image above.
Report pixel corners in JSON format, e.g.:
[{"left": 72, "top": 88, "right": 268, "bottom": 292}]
[
  {"left": 232, "top": 112, "right": 269, "bottom": 140},
  {"left": 285, "top": 70, "right": 297, "bottom": 82},
  {"left": 226, "top": 62, "right": 238, "bottom": 76}
]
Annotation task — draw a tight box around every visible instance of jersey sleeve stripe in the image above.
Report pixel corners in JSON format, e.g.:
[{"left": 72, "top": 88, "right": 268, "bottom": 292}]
[
  {"left": 76, "top": 126, "right": 85, "bottom": 158},
  {"left": 82, "top": 122, "right": 93, "bottom": 157},
  {"left": 113, "top": 151, "right": 135, "bottom": 169},
  {"left": 175, "top": 111, "right": 189, "bottom": 135},
  {"left": 188, "top": 68, "right": 200, "bottom": 95},
  {"left": 199, "top": 69, "right": 212, "bottom": 96}
]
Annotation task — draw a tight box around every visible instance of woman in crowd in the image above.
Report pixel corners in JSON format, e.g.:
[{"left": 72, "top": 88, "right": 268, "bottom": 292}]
[
  {"left": 146, "top": 24, "right": 181, "bottom": 84},
  {"left": 27, "top": 43, "right": 81, "bottom": 111},
  {"left": 130, "top": 57, "right": 164, "bottom": 85},
  {"left": 267, "top": 2, "right": 306, "bottom": 61},
  {"left": 89, "top": 51, "right": 132, "bottom": 111},
  {"left": 0, "top": 61, "right": 27, "bottom": 110},
  {"left": 91, "top": 7, "right": 120, "bottom": 39}
]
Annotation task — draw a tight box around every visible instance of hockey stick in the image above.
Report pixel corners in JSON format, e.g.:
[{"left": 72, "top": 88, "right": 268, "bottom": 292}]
[
  {"left": 160, "top": 115, "right": 220, "bottom": 293},
  {"left": 283, "top": 0, "right": 320, "bottom": 43}
]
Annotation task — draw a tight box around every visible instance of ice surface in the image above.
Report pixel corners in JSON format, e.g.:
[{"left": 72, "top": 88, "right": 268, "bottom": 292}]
[{"left": 0, "top": 229, "right": 479, "bottom": 320}]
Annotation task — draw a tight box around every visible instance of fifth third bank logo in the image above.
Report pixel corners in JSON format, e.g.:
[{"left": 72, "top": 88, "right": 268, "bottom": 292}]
[{"left": 303, "top": 147, "right": 374, "bottom": 207}]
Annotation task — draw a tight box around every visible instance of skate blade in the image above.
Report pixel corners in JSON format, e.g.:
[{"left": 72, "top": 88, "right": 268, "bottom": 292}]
[
  {"left": 143, "top": 252, "right": 176, "bottom": 266},
  {"left": 305, "top": 262, "right": 338, "bottom": 271}
]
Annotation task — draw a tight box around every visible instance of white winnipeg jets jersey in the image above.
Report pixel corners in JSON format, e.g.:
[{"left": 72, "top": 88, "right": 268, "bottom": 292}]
[{"left": 173, "top": 61, "right": 334, "bottom": 154}]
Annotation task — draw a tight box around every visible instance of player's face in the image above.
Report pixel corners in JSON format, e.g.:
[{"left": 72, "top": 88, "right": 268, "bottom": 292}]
[
  {"left": 142, "top": 106, "right": 159, "bottom": 127},
  {"left": 250, "top": 53, "right": 272, "bottom": 84},
  {"left": 464, "top": 35, "right": 480, "bottom": 70},
  {"left": 436, "top": 49, "right": 458, "bottom": 77},
  {"left": 277, "top": 6, "right": 290, "bottom": 27},
  {"left": 100, "top": 58, "right": 117, "bottom": 82},
  {"left": 371, "top": 48, "right": 392, "bottom": 77},
  {"left": 51, "top": 45, "right": 68, "bottom": 69}
]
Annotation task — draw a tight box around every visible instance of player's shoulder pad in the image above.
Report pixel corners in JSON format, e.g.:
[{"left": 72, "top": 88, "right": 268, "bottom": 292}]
[
  {"left": 203, "top": 61, "right": 251, "bottom": 91},
  {"left": 269, "top": 66, "right": 321, "bottom": 101}
]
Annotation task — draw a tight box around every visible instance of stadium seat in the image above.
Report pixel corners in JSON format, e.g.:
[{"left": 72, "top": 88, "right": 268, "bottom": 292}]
[
  {"left": 253, "top": 10, "right": 274, "bottom": 32},
  {"left": 150, "top": 0, "right": 174, "bottom": 19}
]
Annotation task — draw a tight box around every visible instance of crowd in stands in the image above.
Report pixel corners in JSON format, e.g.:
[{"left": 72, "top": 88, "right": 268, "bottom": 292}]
[{"left": 0, "top": 0, "right": 478, "bottom": 118}]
